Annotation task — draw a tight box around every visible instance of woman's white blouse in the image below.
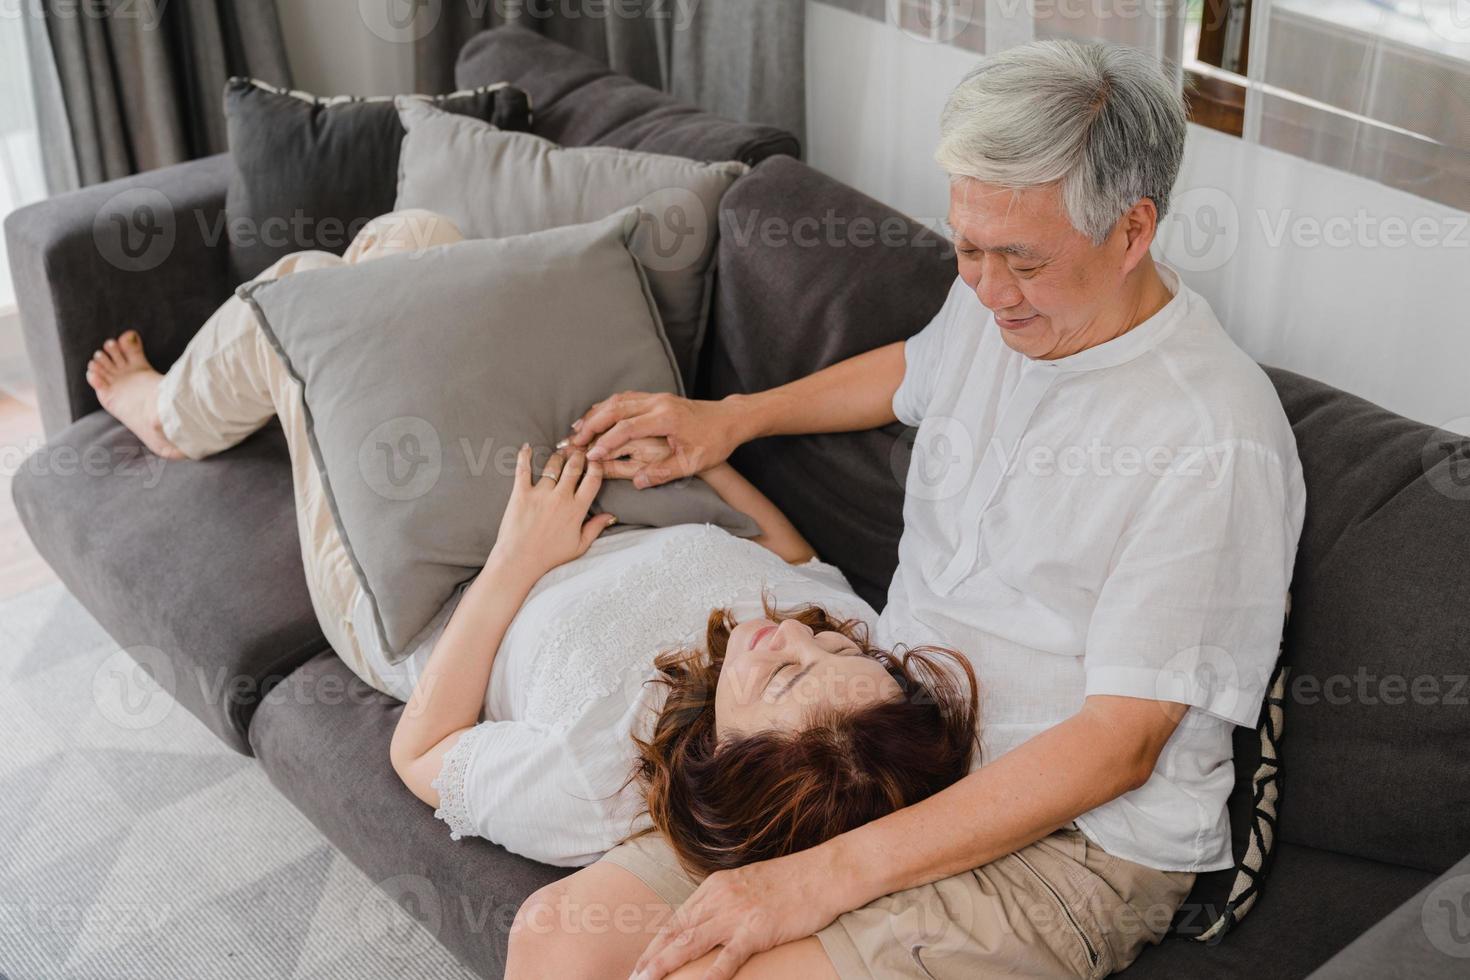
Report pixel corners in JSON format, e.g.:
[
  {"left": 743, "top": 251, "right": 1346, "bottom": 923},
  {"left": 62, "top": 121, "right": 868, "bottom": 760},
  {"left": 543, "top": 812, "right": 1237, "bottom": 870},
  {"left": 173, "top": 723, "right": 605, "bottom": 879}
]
[{"left": 376, "top": 523, "right": 874, "bottom": 867}]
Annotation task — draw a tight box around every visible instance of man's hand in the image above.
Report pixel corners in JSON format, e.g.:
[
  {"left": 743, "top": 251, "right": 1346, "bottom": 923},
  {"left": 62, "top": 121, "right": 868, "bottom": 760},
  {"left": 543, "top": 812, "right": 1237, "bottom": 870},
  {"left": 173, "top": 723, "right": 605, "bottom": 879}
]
[
  {"left": 630, "top": 846, "right": 849, "bottom": 980},
  {"left": 578, "top": 436, "right": 681, "bottom": 484},
  {"left": 564, "top": 391, "right": 746, "bottom": 489}
]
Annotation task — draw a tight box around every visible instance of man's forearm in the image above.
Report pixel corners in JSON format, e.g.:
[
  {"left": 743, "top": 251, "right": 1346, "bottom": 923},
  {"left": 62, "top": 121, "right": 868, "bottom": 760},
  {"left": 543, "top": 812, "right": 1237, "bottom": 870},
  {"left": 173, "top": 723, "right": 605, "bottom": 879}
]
[
  {"left": 728, "top": 341, "right": 906, "bottom": 443},
  {"left": 821, "top": 696, "right": 1183, "bottom": 906}
]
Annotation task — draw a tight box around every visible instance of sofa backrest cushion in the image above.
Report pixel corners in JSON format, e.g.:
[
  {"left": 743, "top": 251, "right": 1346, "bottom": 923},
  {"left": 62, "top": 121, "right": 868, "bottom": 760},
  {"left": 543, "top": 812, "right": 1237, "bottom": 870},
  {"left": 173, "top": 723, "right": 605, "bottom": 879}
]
[
  {"left": 1266, "top": 366, "right": 1470, "bottom": 872},
  {"left": 700, "top": 156, "right": 956, "bottom": 609},
  {"left": 455, "top": 26, "right": 799, "bottom": 165}
]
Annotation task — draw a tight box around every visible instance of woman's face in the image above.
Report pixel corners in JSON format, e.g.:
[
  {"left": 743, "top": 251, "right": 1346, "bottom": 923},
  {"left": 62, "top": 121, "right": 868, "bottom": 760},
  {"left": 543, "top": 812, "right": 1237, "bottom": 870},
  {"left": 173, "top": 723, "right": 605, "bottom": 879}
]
[{"left": 714, "top": 617, "right": 902, "bottom": 738}]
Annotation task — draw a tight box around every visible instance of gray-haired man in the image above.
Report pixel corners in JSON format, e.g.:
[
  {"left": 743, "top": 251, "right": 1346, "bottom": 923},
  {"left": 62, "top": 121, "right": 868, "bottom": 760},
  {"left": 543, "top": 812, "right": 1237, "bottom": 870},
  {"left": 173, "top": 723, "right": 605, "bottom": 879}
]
[{"left": 513, "top": 39, "right": 1305, "bottom": 980}]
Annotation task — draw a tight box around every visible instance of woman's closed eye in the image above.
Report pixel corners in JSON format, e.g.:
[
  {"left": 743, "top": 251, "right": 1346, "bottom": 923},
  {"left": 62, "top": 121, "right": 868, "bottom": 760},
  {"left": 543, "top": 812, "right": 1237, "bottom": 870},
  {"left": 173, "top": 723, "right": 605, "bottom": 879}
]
[
  {"left": 764, "top": 661, "right": 796, "bottom": 694},
  {"left": 817, "top": 632, "right": 859, "bottom": 655}
]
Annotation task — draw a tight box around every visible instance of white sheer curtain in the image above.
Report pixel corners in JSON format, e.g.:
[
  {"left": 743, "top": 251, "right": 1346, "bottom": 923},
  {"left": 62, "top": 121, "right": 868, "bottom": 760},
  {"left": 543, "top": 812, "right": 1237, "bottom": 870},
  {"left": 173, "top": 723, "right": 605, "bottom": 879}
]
[
  {"left": 1158, "top": 0, "right": 1470, "bottom": 432},
  {"left": 809, "top": 0, "right": 1470, "bottom": 430},
  {"left": 1, "top": 9, "right": 73, "bottom": 312}
]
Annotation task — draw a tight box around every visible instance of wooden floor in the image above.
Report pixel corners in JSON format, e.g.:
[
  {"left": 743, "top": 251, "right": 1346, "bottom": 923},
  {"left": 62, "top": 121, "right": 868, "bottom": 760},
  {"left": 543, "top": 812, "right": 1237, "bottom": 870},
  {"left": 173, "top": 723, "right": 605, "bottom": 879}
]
[{"left": 0, "top": 383, "right": 59, "bottom": 601}]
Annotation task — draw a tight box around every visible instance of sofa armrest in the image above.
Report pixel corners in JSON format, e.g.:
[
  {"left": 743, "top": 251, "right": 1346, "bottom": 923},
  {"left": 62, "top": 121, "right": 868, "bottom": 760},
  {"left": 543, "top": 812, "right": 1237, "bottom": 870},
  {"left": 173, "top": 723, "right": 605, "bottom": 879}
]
[
  {"left": 4, "top": 154, "right": 235, "bottom": 437},
  {"left": 1307, "top": 851, "right": 1470, "bottom": 978}
]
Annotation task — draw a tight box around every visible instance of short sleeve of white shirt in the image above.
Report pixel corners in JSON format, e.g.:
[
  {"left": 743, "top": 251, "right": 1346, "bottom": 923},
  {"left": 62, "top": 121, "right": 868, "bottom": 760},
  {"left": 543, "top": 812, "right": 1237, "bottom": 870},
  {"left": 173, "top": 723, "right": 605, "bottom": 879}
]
[
  {"left": 892, "top": 280, "right": 967, "bottom": 427},
  {"left": 433, "top": 670, "right": 655, "bottom": 867},
  {"left": 1084, "top": 439, "right": 1300, "bottom": 728},
  {"left": 433, "top": 721, "right": 625, "bottom": 867}
]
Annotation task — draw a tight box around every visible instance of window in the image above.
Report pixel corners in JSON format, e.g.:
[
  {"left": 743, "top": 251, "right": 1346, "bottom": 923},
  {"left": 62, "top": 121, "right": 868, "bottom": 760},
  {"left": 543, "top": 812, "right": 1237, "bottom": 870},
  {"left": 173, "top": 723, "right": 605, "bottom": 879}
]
[{"left": 1184, "top": 0, "right": 1470, "bottom": 209}]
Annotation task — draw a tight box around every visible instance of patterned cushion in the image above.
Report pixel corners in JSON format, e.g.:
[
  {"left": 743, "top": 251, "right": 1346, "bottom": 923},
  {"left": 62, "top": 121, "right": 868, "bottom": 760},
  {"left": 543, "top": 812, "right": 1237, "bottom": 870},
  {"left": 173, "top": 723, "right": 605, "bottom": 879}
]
[{"left": 1172, "top": 598, "right": 1290, "bottom": 942}]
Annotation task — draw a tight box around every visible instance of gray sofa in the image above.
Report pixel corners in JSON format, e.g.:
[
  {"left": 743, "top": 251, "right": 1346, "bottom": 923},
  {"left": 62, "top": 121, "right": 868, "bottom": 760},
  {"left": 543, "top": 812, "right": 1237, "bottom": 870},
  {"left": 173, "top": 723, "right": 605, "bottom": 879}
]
[{"left": 8, "top": 26, "right": 1470, "bottom": 980}]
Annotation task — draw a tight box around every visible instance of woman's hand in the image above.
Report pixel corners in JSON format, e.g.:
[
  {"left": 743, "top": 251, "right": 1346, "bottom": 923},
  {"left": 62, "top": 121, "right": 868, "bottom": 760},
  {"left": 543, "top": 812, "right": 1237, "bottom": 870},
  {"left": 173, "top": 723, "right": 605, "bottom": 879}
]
[
  {"left": 563, "top": 391, "right": 747, "bottom": 489},
  {"left": 491, "top": 444, "right": 618, "bottom": 579},
  {"left": 629, "top": 846, "right": 850, "bottom": 980},
  {"left": 574, "top": 436, "right": 685, "bottom": 485}
]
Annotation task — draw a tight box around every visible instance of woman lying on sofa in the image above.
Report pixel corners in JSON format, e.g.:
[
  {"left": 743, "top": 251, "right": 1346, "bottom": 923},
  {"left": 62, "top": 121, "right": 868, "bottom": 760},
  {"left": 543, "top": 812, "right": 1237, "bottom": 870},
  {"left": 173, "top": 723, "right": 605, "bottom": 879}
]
[{"left": 83, "top": 208, "right": 981, "bottom": 872}]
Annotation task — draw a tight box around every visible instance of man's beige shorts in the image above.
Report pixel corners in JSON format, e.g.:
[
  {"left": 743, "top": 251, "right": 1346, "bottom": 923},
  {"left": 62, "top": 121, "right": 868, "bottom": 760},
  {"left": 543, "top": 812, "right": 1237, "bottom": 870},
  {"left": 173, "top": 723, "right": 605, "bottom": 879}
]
[{"left": 602, "top": 826, "right": 1194, "bottom": 979}]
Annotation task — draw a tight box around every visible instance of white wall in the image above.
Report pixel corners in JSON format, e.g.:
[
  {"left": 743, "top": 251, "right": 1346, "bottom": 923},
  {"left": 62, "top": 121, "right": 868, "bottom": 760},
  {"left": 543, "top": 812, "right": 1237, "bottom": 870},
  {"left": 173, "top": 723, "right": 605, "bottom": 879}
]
[
  {"left": 277, "top": 0, "right": 413, "bottom": 96},
  {"left": 805, "top": 1, "right": 1470, "bottom": 432}
]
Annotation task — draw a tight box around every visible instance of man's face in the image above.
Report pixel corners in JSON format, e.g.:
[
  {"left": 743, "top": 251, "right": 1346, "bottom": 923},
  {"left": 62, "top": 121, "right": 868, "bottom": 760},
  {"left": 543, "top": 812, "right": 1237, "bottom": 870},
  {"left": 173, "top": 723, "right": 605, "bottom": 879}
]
[{"left": 947, "top": 178, "right": 1138, "bottom": 360}]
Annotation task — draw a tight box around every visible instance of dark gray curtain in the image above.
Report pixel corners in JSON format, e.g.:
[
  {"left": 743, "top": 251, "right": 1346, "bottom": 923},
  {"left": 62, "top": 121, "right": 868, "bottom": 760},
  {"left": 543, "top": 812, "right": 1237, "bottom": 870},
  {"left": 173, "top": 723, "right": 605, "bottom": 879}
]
[
  {"left": 40, "top": 0, "right": 292, "bottom": 185},
  {"left": 415, "top": 0, "right": 805, "bottom": 144},
  {"left": 668, "top": 0, "right": 805, "bottom": 146},
  {"left": 414, "top": 0, "right": 669, "bottom": 94}
]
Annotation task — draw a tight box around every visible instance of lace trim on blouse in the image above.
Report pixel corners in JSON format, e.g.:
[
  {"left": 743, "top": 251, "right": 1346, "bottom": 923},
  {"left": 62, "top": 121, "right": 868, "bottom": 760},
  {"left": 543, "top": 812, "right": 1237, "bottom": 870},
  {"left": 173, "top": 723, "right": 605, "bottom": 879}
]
[
  {"left": 432, "top": 724, "right": 485, "bottom": 841},
  {"left": 523, "top": 524, "right": 817, "bottom": 726}
]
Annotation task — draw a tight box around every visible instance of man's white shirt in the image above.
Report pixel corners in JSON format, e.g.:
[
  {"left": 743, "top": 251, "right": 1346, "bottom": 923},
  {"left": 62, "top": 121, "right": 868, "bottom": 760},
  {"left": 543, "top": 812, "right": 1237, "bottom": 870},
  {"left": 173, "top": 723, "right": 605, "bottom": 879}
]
[{"left": 875, "top": 264, "right": 1305, "bottom": 872}]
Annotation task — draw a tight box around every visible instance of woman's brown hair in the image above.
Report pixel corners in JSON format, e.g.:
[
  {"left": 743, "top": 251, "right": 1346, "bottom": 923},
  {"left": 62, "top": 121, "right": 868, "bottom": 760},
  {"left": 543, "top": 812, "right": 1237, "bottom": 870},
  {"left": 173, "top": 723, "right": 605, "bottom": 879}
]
[{"left": 629, "top": 594, "right": 980, "bottom": 878}]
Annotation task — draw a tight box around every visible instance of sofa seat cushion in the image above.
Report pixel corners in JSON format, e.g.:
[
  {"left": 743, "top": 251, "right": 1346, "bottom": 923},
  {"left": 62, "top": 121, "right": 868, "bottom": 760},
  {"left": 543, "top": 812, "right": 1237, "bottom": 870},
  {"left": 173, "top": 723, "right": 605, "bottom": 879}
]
[
  {"left": 248, "top": 652, "right": 568, "bottom": 977},
  {"left": 250, "top": 653, "right": 1433, "bottom": 980},
  {"left": 1122, "top": 844, "right": 1433, "bottom": 979},
  {"left": 455, "top": 26, "right": 800, "bottom": 164},
  {"left": 10, "top": 412, "right": 327, "bottom": 754}
]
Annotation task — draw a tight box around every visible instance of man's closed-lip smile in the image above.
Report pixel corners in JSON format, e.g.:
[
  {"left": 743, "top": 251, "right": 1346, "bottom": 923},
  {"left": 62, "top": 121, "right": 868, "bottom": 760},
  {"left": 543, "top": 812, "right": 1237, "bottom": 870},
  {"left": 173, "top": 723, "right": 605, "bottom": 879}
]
[{"left": 998, "top": 313, "right": 1040, "bottom": 330}]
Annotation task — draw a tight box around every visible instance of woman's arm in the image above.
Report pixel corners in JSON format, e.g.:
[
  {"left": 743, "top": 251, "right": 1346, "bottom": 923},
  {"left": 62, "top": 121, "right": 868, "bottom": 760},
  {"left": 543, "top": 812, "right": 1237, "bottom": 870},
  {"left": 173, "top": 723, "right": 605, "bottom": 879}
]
[
  {"left": 389, "top": 551, "right": 543, "bottom": 806},
  {"left": 390, "top": 446, "right": 618, "bottom": 804},
  {"left": 699, "top": 461, "right": 816, "bottom": 564}
]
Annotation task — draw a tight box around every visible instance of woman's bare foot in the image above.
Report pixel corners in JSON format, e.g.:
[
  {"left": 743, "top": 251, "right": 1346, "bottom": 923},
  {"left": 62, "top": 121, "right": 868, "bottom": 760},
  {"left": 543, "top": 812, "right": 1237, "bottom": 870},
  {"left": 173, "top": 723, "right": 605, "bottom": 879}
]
[{"left": 85, "top": 331, "right": 186, "bottom": 460}]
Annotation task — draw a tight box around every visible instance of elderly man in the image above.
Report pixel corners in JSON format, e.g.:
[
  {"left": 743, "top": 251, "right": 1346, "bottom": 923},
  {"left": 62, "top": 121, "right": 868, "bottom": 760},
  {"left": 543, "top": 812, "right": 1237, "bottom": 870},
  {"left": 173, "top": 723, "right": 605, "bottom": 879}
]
[{"left": 510, "top": 39, "right": 1305, "bottom": 980}]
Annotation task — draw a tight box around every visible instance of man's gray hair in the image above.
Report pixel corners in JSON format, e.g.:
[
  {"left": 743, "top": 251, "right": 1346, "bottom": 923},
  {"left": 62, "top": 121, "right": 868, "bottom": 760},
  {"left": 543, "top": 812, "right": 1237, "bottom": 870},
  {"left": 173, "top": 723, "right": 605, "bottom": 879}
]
[{"left": 936, "top": 40, "right": 1187, "bottom": 245}]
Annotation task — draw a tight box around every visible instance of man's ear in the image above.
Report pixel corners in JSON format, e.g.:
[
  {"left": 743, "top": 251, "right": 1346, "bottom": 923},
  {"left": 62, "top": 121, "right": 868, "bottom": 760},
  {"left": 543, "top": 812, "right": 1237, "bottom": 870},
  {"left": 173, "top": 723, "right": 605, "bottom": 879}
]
[{"left": 1118, "top": 197, "right": 1158, "bottom": 276}]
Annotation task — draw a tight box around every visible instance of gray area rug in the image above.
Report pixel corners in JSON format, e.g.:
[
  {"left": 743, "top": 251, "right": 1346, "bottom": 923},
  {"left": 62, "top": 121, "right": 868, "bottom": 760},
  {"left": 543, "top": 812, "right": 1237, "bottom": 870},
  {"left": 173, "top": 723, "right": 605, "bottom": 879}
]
[{"left": 0, "top": 583, "right": 478, "bottom": 979}]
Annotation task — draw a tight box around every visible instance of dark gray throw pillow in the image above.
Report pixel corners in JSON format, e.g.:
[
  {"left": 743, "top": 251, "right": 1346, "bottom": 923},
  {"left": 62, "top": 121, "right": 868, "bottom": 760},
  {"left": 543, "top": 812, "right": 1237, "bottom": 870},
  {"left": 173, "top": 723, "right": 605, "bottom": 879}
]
[
  {"left": 240, "top": 209, "right": 759, "bottom": 659},
  {"left": 223, "top": 78, "right": 533, "bottom": 282}
]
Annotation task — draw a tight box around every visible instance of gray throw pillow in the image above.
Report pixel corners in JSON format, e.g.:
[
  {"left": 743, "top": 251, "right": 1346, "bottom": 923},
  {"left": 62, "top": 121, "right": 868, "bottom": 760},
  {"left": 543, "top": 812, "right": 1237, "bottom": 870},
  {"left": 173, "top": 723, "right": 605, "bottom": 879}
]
[
  {"left": 240, "top": 209, "right": 759, "bottom": 660},
  {"left": 394, "top": 98, "right": 748, "bottom": 388}
]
